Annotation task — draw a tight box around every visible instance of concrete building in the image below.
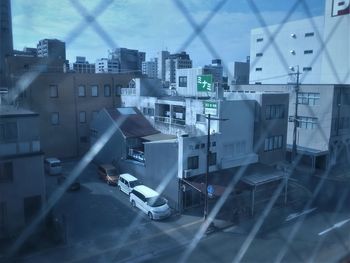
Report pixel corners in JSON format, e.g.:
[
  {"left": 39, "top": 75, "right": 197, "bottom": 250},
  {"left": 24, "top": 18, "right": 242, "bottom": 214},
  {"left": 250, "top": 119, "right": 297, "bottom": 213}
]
[
  {"left": 157, "top": 50, "right": 170, "bottom": 81},
  {"left": 12, "top": 73, "right": 134, "bottom": 158},
  {"left": 72, "top": 56, "right": 95, "bottom": 73},
  {"left": 13, "top": 47, "right": 37, "bottom": 58},
  {"left": 175, "top": 67, "right": 224, "bottom": 98},
  {"left": 104, "top": 88, "right": 289, "bottom": 210},
  {"left": 229, "top": 84, "right": 350, "bottom": 171},
  {"left": 109, "top": 48, "right": 145, "bottom": 73},
  {"left": 0, "top": 0, "right": 13, "bottom": 88},
  {"left": 227, "top": 59, "right": 250, "bottom": 85},
  {"left": 37, "top": 39, "right": 66, "bottom": 60},
  {"left": 165, "top": 52, "right": 192, "bottom": 87},
  {"left": 249, "top": 16, "right": 324, "bottom": 84},
  {"left": 95, "top": 58, "right": 120, "bottom": 73},
  {"left": 142, "top": 58, "right": 158, "bottom": 78},
  {"left": 249, "top": 0, "right": 350, "bottom": 85},
  {"left": 0, "top": 106, "right": 45, "bottom": 238}
]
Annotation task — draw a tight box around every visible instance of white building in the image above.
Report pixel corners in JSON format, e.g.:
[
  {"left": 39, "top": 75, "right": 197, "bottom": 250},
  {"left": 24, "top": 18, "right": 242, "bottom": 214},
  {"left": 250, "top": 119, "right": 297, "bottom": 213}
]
[
  {"left": 142, "top": 58, "right": 158, "bottom": 78},
  {"left": 249, "top": 0, "right": 350, "bottom": 85},
  {"left": 95, "top": 58, "right": 120, "bottom": 73},
  {"left": 157, "top": 50, "right": 170, "bottom": 81}
]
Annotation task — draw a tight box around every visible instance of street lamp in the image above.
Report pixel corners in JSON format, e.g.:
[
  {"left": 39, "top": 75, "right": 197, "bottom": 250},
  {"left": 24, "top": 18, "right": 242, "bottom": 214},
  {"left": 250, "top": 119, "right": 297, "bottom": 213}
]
[
  {"left": 289, "top": 66, "right": 301, "bottom": 163},
  {"left": 203, "top": 114, "right": 228, "bottom": 222}
]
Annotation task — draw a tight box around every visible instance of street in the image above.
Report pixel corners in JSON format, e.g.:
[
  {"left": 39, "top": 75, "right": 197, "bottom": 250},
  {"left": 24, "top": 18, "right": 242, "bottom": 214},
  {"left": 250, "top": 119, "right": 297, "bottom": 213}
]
[{"left": 8, "top": 160, "right": 350, "bottom": 263}]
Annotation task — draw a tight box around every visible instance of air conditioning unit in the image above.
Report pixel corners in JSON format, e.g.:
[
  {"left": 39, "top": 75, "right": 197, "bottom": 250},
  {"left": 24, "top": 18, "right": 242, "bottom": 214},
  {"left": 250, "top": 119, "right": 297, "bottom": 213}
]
[{"left": 183, "top": 169, "right": 192, "bottom": 178}]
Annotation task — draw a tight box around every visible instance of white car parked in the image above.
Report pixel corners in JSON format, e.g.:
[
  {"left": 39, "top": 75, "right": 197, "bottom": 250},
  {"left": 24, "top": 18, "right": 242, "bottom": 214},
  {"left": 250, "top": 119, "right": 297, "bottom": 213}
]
[
  {"left": 129, "top": 185, "right": 171, "bottom": 220},
  {"left": 118, "top": 173, "right": 140, "bottom": 195}
]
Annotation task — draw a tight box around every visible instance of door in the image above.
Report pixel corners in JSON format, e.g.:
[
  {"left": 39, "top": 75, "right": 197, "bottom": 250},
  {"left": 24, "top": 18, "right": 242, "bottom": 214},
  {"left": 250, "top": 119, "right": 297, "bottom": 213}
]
[{"left": 23, "top": 195, "right": 42, "bottom": 223}]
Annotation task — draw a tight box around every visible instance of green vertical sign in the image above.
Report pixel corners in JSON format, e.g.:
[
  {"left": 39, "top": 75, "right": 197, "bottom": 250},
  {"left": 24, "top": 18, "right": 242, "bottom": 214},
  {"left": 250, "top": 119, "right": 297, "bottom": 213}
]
[
  {"left": 203, "top": 101, "right": 218, "bottom": 115},
  {"left": 197, "top": 74, "right": 213, "bottom": 92}
]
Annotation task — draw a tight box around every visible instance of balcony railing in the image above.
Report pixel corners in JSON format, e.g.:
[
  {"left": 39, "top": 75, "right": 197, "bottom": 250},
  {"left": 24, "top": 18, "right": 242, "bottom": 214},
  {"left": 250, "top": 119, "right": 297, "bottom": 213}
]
[
  {"left": 120, "top": 88, "right": 136, "bottom": 95},
  {"left": 154, "top": 116, "right": 185, "bottom": 126}
]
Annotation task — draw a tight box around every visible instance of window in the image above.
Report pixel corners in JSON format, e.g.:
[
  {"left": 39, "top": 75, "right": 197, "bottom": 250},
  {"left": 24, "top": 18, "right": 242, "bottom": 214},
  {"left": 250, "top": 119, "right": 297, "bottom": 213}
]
[
  {"left": 209, "top": 152, "right": 217, "bottom": 166},
  {"left": 0, "top": 122, "right": 18, "bottom": 141},
  {"left": 305, "top": 32, "right": 314, "bottom": 37},
  {"left": 297, "top": 116, "right": 318, "bottom": 129},
  {"left": 50, "top": 85, "right": 58, "bottom": 98},
  {"left": 0, "top": 162, "right": 13, "bottom": 183},
  {"left": 51, "top": 112, "right": 59, "bottom": 125},
  {"left": 255, "top": 68, "right": 262, "bottom": 71},
  {"left": 264, "top": 135, "right": 283, "bottom": 151},
  {"left": 256, "top": 53, "right": 263, "bottom": 57},
  {"left": 104, "top": 85, "right": 111, "bottom": 97},
  {"left": 256, "top": 38, "right": 264, "bottom": 42},
  {"left": 187, "top": 156, "right": 199, "bottom": 170},
  {"left": 90, "top": 129, "right": 98, "bottom": 138},
  {"left": 304, "top": 50, "right": 313, "bottom": 54},
  {"left": 303, "top": 67, "right": 312, "bottom": 71},
  {"left": 297, "top": 92, "right": 320, "bottom": 105},
  {"left": 178, "top": 76, "right": 187, "bottom": 87},
  {"left": 79, "top": 111, "right": 86, "bottom": 123},
  {"left": 265, "top": 105, "right": 285, "bottom": 120},
  {"left": 91, "top": 85, "right": 98, "bottom": 97},
  {"left": 142, "top": 107, "right": 155, "bottom": 116},
  {"left": 78, "top": 85, "right": 86, "bottom": 97}
]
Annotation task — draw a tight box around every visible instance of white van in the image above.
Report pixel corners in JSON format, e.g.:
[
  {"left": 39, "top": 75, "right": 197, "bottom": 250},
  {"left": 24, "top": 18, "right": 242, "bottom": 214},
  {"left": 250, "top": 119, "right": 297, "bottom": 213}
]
[
  {"left": 44, "top": 158, "right": 62, "bottom": 175},
  {"left": 117, "top": 173, "right": 140, "bottom": 195},
  {"left": 129, "top": 185, "right": 171, "bottom": 220}
]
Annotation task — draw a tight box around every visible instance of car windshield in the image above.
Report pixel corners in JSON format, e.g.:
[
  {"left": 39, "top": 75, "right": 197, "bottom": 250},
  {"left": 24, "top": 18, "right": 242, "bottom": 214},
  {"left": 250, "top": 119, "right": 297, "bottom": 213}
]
[
  {"left": 129, "top": 181, "right": 140, "bottom": 188},
  {"left": 147, "top": 197, "right": 167, "bottom": 207}
]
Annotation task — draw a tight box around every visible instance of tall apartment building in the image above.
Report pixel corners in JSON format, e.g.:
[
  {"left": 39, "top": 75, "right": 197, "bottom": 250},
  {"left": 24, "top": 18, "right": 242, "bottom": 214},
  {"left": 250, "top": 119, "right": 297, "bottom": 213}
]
[
  {"left": 227, "top": 58, "right": 250, "bottom": 85},
  {"left": 142, "top": 58, "right": 158, "bottom": 78},
  {"left": 0, "top": 106, "right": 45, "bottom": 238},
  {"left": 0, "top": 0, "right": 13, "bottom": 88},
  {"left": 249, "top": 0, "right": 350, "bottom": 85},
  {"left": 109, "top": 48, "right": 145, "bottom": 73},
  {"left": 72, "top": 56, "right": 95, "bottom": 73},
  {"left": 157, "top": 50, "right": 170, "bottom": 81},
  {"left": 37, "top": 39, "right": 66, "bottom": 60},
  {"left": 95, "top": 58, "right": 120, "bottom": 73},
  {"left": 165, "top": 52, "right": 192, "bottom": 86}
]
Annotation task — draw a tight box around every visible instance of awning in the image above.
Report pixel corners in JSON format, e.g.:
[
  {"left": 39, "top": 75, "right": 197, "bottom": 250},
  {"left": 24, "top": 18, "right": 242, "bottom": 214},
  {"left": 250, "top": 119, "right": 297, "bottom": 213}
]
[{"left": 142, "top": 133, "right": 177, "bottom": 142}]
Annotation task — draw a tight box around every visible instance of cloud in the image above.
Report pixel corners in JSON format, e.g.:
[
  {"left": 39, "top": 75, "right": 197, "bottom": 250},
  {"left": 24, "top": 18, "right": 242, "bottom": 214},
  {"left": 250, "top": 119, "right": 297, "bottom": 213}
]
[{"left": 11, "top": 0, "right": 324, "bottom": 68}]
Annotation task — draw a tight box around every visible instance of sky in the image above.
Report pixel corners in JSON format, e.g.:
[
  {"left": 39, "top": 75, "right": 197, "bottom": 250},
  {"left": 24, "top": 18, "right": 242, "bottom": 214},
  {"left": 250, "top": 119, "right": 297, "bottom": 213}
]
[{"left": 11, "top": 0, "right": 325, "bottom": 67}]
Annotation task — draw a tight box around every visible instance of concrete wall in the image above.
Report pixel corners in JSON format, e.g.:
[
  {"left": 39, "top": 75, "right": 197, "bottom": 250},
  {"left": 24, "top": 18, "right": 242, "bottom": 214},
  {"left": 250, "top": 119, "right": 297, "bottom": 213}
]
[
  {"left": 144, "top": 141, "right": 179, "bottom": 209},
  {"left": 0, "top": 154, "right": 45, "bottom": 238},
  {"left": 249, "top": 16, "right": 324, "bottom": 84},
  {"left": 90, "top": 109, "right": 125, "bottom": 165},
  {"left": 321, "top": 0, "right": 350, "bottom": 84}
]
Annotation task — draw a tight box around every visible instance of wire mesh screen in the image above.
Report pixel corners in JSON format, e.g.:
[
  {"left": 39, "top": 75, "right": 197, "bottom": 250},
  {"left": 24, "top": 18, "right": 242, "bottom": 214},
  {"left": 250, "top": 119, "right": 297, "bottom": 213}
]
[{"left": 2, "top": 0, "right": 350, "bottom": 262}]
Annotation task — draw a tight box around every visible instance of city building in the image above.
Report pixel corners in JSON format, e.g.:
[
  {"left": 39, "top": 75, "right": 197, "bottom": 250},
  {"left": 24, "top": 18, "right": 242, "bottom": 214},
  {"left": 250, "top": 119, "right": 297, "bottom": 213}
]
[
  {"left": 0, "top": 0, "right": 13, "bottom": 88},
  {"left": 0, "top": 106, "right": 45, "bottom": 239},
  {"left": 157, "top": 50, "right": 170, "bottom": 81},
  {"left": 12, "top": 73, "right": 134, "bottom": 158},
  {"left": 37, "top": 39, "right": 66, "bottom": 60},
  {"left": 95, "top": 58, "right": 120, "bottom": 73},
  {"left": 142, "top": 58, "right": 158, "bottom": 78},
  {"left": 109, "top": 48, "right": 145, "bottom": 73},
  {"left": 227, "top": 58, "right": 250, "bottom": 85},
  {"left": 72, "top": 56, "right": 95, "bottom": 73},
  {"left": 249, "top": 0, "right": 350, "bottom": 85},
  {"left": 102, "top": 84, "right": 289, "bottom": 210},
  {"left": 165, "top": 52, "right": 192, "bottom": 87},
  {"left": 13, "top": 47, "right": 37, "bottom": 58},
  {"left": 229, "top": 84, "right": 350, "bottom": 171}
]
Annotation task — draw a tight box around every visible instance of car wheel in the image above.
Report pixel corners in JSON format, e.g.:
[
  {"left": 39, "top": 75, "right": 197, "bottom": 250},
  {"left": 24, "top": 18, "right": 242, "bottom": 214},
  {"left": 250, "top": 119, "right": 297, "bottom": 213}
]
[
  {"left": 131, "top": 200, "right": 136, "bottom": 208},
  {"left": 148, "top": 212, "right": 153, "bottom": 220},
  {"left": 118, "top": 185, "right": 121, "bottom": 191}
]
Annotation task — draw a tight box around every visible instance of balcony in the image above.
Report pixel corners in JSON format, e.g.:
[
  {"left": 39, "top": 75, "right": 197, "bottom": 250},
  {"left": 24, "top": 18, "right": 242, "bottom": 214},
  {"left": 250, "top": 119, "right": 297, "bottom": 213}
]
[{"left": 121, "top": 88, "right": 136, "bottom": 95}]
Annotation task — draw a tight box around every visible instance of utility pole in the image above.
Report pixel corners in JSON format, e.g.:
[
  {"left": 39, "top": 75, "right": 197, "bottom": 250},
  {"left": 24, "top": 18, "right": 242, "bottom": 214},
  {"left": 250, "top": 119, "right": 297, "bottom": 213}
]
[
  {"left": 290, "top": 66, "right": 301, "bottom": 163},
  {"left": 204, "top": 114, "right": 211, "bottom": 221}
]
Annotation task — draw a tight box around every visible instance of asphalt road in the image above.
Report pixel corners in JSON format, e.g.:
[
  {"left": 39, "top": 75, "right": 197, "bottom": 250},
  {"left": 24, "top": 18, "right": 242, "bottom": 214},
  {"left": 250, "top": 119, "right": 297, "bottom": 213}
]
[{"left": 9, "top": 160, "right": 350, "bottom": 263}]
